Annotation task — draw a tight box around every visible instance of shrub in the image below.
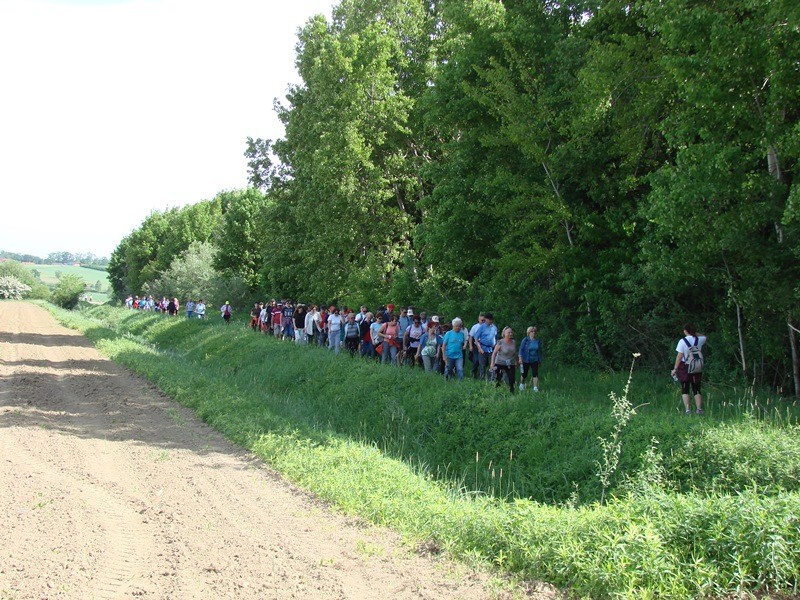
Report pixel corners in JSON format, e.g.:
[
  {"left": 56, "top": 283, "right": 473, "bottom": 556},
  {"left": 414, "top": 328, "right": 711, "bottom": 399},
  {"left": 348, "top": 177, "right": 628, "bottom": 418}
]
[
  {"left": 0, "top": 259, "right": 50, "bottom": 299},
  {"left": 51, "top": 273, "right": 85, "bottom": 309},
  {"left": 0, "top": 276, "right": 32, "bottom": 299}
]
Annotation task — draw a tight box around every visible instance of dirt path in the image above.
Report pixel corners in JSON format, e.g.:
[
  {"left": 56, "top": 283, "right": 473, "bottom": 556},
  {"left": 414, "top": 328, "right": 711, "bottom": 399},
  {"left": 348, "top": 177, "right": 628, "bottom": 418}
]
[{"left": 0, "top": 302, "right": 528, "bottom": 599}]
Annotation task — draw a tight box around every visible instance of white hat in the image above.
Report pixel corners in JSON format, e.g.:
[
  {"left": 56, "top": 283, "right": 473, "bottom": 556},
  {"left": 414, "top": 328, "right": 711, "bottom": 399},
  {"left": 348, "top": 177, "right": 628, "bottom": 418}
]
[
  {"left": 407, "top": 309, "right": 414, "bottom": 316},
  {"left": 431, "top": 315, "right": 439, "bottom": 323}
]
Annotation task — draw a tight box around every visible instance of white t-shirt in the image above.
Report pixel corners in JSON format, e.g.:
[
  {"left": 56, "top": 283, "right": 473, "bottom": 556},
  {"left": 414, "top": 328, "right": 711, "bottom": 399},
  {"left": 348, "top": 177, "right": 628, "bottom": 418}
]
[
  {"left": 328, "top": 314, "right": 343, "bottom": 332},
  {"left": 676, "top": 335, "right": 706, "bottom": 361}
]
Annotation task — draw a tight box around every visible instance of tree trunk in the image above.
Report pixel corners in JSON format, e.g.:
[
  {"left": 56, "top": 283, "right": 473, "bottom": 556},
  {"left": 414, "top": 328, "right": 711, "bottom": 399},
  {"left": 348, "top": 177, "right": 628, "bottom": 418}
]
[
  {"left": 735, "top": 299, "right": 747, "bottom": 379},
  {"left": 788, "top": 317, "right": 800, "bottom": 399}
]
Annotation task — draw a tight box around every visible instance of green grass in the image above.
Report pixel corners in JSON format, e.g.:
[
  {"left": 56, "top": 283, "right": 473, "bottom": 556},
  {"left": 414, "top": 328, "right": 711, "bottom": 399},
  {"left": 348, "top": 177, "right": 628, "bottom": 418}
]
[
  {"left": 46, "top": 303, "right": 800, "bottom": 598},
  {"left": 24, "top": 264, "right": 110, "bottom": 302}
]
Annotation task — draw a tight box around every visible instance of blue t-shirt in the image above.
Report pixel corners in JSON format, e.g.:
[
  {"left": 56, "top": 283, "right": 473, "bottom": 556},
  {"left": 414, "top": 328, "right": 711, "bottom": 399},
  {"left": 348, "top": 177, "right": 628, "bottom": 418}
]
[{"left": 443, "top": 329, "right": 466, "bottom": 359}]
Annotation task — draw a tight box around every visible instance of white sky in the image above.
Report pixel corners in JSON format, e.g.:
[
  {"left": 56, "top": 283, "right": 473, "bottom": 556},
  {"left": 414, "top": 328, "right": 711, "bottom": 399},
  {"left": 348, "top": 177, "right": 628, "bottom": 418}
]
[{"left": 0, "top": 0, "right": 333, "bottom": 259}]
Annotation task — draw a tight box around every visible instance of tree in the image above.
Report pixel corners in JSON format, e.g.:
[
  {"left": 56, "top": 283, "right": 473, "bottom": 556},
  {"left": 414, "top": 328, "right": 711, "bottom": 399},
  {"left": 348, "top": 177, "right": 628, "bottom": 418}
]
[
  {"left": 108, "top": 198, "right": 222, "bottom": 299},
  {"left": 51, "top": 274, "right": 85, "bottom": 309},
  {"left": 637, "top": 0, "right": 800, "bottom": 387},
  {"left": 150, "top": 241, "right": 248, "bottom": 308},
  {"left": 269, "top": 0, "right": 438, "bottom": 301},
  {"left": 213, "top": 188, "right": 271, "bottom": 292}
]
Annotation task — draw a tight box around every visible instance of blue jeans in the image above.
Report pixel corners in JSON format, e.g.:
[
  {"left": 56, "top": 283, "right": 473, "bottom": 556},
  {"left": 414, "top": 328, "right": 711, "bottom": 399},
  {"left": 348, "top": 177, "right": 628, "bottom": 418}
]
[
  {"left": 478, "top": 349, "right": 492, "bottom": 380},
  {"left": 329, "top": 331, "right": 341, "bottom": 354},
  {"left": 382, "top": 342, "right": 398, "bottom": 365},
  {"left": 445, "top": 356, "right": 464, "bottom": 380}
]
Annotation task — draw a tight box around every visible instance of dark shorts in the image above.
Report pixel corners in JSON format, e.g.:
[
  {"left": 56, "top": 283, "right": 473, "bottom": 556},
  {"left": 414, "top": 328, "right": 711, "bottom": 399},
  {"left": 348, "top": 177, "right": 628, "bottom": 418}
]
[
  {"left": 522, "top": 361, "right": 540, "bottom": 378},
  {"left": 681, "top": 373, "right": 702, "bottom": 395}
]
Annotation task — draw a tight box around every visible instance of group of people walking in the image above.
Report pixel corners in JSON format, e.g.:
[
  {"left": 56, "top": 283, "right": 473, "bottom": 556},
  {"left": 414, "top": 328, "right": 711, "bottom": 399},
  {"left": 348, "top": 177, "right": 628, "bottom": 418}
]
[
  {"left": 124, "top": 296, "right": 707, "bottom": 409},
  {"left": 241, "top": 300, "right": 542, "bottom": 392},
  {"left": 125, "top": 295, "right": 208, "bottom": 318}
]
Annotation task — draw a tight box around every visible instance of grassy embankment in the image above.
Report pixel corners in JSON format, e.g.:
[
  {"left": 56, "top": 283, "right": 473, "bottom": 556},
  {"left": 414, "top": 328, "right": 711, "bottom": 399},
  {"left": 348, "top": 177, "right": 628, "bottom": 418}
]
[{"left": 50, "top": 304, "right": 800, "bottom": 598}]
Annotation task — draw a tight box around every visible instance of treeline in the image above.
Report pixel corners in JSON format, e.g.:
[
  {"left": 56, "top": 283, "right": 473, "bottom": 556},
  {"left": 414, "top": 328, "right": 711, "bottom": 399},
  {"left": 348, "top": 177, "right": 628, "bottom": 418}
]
[
  {"left": 0, "top": 250, "right": 109, "bottom": 268},
  {"left": 109, "top": 0, "right": 800, "bottom": 392}
]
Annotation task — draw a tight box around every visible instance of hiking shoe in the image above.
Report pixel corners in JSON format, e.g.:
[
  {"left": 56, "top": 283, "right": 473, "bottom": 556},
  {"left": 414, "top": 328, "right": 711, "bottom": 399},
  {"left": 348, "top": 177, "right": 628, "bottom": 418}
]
[
  {"left": 533, "top": 386, "right": 539, "bottom": 392},
  {"left": 519, "top": 383, "right": 525, "bottom": 391},
  {"left": 696, "top": 409, "right": 704, "bottom": 415},
  {"left": 685, "top": 409, "right": 691, "bottom": 416}
]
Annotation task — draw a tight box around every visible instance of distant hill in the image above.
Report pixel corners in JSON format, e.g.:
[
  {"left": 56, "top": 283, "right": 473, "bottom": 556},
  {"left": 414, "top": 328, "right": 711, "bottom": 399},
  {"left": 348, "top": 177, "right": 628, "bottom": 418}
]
[
  {"left": 1, "top": 250, "right": 109, "bottom": 270},
  {"left": 0, "top": 251, "right": 44, "bottom": 264}
]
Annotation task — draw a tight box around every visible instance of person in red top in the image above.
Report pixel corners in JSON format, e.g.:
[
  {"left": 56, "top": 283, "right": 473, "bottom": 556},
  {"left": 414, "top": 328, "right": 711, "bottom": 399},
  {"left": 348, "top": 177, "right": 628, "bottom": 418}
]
[
  {"left": 317, "top": 307, "right": 329, "bottom": 347},
  {"left": 270, "top": 303, "right": 282, "bottom": 336}
]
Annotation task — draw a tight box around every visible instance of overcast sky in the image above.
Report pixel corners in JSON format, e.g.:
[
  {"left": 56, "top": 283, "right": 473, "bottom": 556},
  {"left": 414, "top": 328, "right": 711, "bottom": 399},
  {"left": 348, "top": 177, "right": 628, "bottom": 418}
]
[{"left": 0, "top": 0, "right": 333, "bottom": 259}]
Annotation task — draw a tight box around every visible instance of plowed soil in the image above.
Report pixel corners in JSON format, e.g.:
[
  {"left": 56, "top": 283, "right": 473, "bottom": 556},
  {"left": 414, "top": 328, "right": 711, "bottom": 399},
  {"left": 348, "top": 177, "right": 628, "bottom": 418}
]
[{"left": 0, "top": 302, "right": 542, "bottom": 599}]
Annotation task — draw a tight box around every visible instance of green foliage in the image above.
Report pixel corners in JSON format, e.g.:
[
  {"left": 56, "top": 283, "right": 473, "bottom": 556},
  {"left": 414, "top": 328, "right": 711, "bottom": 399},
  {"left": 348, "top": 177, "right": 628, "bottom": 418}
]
[
  {"left": 108, "top": 198, "right": 222, "bottom": 298},
  {"left": 149, "top": 241, "right": 248, "bottom": 307},
  {"left": 109, "top": 0, "right": 800, "bottom": 393},
  {"left": 51, "top": 273, "right": 85, "bottom": 309},
  {"left": 213, "top": 188, "right": 270, "bottom": 292},
  {"left": 0, "top": 276, "right": 32, "bottom": 299},
  {"left": 51, "top": 304, "right": 800, "bottom": 598},
  {"left": 0, "top": 259, "right": 50, "bottom": 299}
]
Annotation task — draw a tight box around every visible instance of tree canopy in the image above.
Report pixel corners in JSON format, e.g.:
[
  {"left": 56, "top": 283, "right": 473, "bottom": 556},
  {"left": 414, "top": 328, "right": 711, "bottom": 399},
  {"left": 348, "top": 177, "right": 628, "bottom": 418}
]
[{"left": 111, "top": 0, "right": 800, "bottom": 393}]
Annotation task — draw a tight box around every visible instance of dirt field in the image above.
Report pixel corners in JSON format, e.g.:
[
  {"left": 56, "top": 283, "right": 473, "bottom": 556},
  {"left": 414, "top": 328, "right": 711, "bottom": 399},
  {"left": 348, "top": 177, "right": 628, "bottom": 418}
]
[{"left": 0, "top": 302, "right": 536, "bottom": 599}]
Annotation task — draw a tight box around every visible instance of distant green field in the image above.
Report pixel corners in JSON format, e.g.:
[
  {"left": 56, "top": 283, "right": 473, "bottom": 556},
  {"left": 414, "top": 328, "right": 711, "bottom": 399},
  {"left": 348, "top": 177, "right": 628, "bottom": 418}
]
[{"left": 25, "top": 264, "right": 111, "bottom": 303}]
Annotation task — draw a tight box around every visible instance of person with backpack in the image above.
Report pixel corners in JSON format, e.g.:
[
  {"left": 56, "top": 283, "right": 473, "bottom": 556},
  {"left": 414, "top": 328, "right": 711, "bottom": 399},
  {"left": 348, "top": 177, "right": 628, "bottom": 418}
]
[
  {"left": 220, "top": 301, "right": 233, "bottom": 324},
  {"left": 671, "top": 324, "right": 707, "bottom": 415},
  {"left": 416, "top": 321, "right": 442, "bottom": 372}
]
